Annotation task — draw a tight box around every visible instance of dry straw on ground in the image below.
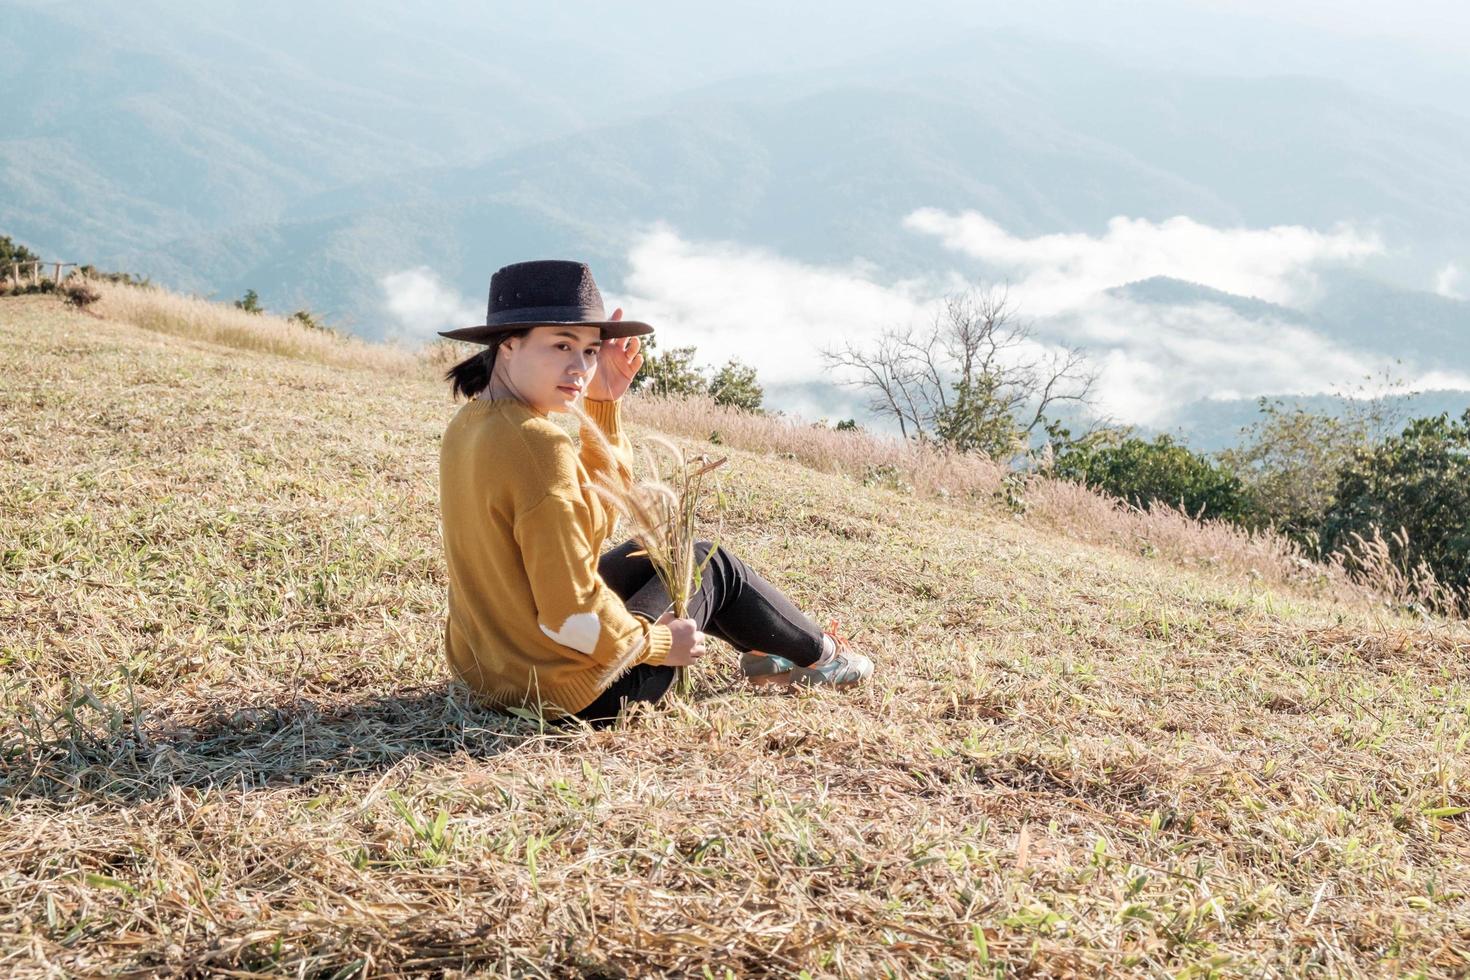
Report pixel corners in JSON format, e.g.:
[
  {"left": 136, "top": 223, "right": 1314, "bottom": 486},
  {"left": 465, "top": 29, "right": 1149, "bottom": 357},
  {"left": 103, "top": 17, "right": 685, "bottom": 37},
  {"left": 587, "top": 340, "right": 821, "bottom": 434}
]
[{"left": 3, "top": 291, "right": 1468, "bottom": 976}]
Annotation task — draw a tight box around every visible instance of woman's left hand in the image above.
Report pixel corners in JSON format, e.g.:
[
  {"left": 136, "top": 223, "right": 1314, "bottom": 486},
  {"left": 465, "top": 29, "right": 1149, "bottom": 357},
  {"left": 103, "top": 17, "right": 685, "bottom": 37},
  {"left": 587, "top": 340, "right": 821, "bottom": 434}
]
[{"left": 585, "top": 308, "right": 643, "bottom": 402}]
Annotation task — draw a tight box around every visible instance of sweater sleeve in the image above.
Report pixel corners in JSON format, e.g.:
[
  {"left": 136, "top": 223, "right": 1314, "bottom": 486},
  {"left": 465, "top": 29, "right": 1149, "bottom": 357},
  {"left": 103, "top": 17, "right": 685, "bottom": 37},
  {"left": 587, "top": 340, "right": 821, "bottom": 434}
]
[
  {"left": 513, "top": 491, "right": 673, "bottom": 669},
  {"left": 579, "top": 397, "right": 637, "bottom": 488}
]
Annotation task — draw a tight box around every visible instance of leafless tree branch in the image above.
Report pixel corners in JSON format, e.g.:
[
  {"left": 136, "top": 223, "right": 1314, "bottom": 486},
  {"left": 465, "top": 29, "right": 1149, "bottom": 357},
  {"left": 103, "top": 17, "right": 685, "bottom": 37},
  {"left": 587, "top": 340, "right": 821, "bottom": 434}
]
[{"left": 821, "top": 282, "right": 1097, "bottom": 453}]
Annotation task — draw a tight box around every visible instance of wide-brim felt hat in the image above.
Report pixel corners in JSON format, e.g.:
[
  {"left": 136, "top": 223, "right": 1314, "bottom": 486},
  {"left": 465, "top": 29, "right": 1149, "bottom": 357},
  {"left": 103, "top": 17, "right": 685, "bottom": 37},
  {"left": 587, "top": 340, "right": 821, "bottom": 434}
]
[{"left": 437, "top": 259, "right": 652, "bottom": 343}]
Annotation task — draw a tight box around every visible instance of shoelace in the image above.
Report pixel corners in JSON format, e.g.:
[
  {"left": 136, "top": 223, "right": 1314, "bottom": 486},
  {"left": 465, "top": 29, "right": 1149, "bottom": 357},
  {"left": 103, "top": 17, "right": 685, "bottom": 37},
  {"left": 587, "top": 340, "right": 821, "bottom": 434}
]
[{"left": 823, "top": 618, "right": 852, "bottom": 662}]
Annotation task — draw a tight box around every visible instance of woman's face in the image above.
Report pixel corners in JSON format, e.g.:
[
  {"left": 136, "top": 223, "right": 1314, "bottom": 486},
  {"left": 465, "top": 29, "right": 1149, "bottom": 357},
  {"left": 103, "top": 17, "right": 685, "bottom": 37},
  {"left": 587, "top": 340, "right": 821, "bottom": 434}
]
[{"left": 497, "top": 324, "right": 603, "bottom": 414}]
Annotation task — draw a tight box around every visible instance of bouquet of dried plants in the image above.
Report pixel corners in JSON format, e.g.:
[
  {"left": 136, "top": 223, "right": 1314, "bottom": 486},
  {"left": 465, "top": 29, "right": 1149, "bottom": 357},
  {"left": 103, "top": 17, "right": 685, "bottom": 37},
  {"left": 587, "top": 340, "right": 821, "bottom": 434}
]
[{"left": 573, "top": 403, "right": 728, "bottom": 696}]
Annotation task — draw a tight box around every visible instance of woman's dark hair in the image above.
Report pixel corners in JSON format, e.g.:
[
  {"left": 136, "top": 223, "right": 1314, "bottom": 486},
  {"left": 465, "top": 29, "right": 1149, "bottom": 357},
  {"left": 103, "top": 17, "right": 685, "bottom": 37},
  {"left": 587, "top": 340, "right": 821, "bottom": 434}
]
[{"left": 444, "top": 327, "right": 532, "bottom": 401}]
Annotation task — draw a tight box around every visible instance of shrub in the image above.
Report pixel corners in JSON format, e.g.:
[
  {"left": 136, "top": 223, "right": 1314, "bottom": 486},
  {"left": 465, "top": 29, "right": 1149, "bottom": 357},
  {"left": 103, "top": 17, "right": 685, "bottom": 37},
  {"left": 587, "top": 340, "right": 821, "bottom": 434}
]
[
  {"left": 629, "top": 335, "right": 708, "bottom": 398},
  {"left": 60, "top": 280, "right": 101, "bottom": 309},
  {"left": 235, "top": 289, "right": 264, "bottom": 314},
  {"left": 0, "top": 233, "right": 40, "bottom": 272},
  {"left": 933, "top": 374, "right": 1026, "bottom": 458},
  {"left": 1322, "top": 409, "right": 1470, "bottom": 597},
  {"left": 707, "top": 358, "right": 764, "bottom": 412},
  {"left": 1219, "top": 393, "right": 1404, "bottom": 545},
  {"left": 289, "top": 309, "right": 336, "bottom": 335},
  {"left": 1048, "top": 422, "right": 1252, "bottom": 522},
  {"left": 2, "top": 235, "right": 55, "bottom": 296},
  {"left": 6, "top": 277, "right": 58, "bottom": 296}
]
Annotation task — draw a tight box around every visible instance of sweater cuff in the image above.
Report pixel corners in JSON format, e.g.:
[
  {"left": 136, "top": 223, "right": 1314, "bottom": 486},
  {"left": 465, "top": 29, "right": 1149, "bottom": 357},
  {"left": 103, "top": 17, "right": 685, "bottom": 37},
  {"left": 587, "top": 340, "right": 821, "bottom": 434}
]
[
  {"left": 639, "top": 623, "right": 673, "bottom": 666},
  {"left": 582, "top": 397, "right": 624, "bottom": 443}
]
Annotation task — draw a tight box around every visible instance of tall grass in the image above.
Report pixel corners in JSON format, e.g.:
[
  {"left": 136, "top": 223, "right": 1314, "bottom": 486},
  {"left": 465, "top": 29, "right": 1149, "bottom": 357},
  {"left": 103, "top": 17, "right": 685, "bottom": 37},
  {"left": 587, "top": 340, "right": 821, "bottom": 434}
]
[
  {"left": 622, "top": 394, "right": 1374, "bottom": 605},
  {"left": 1020, "top": 477, "right": 1321, "bottom": 586},
  {"left": 89, "top": 279, "right": 427, "bottom": 376},
  {"left": 1328, "top": 525, "right": 1470, "bottom": 617},
  {"left": 626, "top": 393, "right": 1007, "bottom": 500}
]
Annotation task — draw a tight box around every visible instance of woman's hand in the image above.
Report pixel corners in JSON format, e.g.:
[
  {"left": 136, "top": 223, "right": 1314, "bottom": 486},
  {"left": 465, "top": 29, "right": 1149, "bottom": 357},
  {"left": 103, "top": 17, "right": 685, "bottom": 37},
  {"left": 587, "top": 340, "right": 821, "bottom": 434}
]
[
  {"left": 585, "top": 308, "right": 643, "bottom": 402},
  {"left": 656, "top": 610, "right": 708, "bottom": 667}
]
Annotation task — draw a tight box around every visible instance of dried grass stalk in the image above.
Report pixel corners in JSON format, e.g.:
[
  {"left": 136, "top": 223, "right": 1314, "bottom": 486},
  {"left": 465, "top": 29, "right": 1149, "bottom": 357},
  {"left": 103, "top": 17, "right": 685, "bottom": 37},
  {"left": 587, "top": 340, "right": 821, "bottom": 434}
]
[
  {"left": 1328, "top": 525, "right": 1469, "bottom": 617},
  {"left": 573, "top": 403, "right": 728, "bottom": 696}
]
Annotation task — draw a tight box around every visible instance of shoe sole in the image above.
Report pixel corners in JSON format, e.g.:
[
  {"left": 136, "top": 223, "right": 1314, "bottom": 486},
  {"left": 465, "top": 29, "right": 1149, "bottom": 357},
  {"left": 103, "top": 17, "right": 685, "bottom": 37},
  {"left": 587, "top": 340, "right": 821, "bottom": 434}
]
[{"left": 744, "top": 670, "right": 864, "bottom": 689}]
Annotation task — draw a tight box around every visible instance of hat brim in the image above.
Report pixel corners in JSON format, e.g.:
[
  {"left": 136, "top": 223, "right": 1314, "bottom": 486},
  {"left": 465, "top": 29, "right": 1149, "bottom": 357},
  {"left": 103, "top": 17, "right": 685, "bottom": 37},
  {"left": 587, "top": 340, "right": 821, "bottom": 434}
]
[{"left": 437, "top": 319, "right": 654, "bottom": 344}]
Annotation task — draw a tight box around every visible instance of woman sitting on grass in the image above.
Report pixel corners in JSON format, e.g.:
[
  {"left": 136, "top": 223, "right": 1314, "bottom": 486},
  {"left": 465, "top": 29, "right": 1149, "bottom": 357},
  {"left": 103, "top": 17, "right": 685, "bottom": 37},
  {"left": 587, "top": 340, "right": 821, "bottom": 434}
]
[{"left": 437, "top": 259, "right": 873, "bottom": 727}]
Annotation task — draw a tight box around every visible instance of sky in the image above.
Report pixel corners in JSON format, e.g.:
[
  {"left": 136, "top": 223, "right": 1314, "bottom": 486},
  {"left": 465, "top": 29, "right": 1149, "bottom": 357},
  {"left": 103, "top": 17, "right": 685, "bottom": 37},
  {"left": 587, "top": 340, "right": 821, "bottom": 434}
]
[{"left": 1193, "top": 0, "right": 1470, "bottom": 50}]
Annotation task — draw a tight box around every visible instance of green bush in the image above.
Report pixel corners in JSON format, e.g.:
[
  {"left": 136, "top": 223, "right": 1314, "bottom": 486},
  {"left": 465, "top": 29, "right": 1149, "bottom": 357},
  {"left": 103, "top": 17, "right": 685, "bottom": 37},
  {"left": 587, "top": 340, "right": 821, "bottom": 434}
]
[
  {"left": 933, "top": 374, "right": 1025, "bottom": 458},
  {"left": 1048, "top": 422, "right": 1251, "bottom": 522},
  {"left": 629, "top": 335, "right": 708, "bottom": 398},
  {"left": 1322, "top": 409, "right": 1470, "bottom": 592},
  {"left": 1, "top": 233, "right": 40, "bottom": 269},
  {"left": 2, "top": 234, "right": 50, "bottom": 295},
  {"left": 1219, "top": 394, "right": 1404, "bottom": 546},
  {"left": 289, "top": 309, "right": 336, "bottom": 335},
  {"left": 708, "top": 358, "right": 764, "bottom": 412},
  {"left": 235, "top": 289, "right": 264, "bottom": 314},
  {"left": 3, "top": 277, "right": 57, "bottom": 296}
]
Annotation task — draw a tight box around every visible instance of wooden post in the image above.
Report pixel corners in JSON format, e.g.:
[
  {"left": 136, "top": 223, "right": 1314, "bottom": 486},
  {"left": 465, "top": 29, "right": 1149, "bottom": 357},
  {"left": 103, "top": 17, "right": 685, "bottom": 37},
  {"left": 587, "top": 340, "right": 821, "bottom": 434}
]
[{"left": 53, "top": 262, "right": 62, "bottom": 283}]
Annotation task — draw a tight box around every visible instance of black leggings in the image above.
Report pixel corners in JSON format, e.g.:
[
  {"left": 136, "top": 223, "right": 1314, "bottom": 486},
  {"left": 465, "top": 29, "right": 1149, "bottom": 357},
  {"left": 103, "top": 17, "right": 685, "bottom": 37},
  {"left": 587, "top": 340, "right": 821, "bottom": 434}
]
[{"left": 566, "top": 538, "right": 826, "bottom": 726}]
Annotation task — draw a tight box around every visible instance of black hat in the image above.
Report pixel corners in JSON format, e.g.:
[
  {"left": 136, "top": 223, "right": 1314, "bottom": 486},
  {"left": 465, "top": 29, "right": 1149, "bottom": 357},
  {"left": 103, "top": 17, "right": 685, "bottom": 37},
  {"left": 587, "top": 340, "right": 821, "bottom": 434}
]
[{"left": 437, "top": 259, "right": 652, "bottom": 344}]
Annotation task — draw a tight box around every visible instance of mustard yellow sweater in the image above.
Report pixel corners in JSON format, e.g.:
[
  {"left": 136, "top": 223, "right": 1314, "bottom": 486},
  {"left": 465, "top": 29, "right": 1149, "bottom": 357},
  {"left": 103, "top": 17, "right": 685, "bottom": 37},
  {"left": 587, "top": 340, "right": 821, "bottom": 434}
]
[{"left": 438, "top": 395, "right": 673, "bottom": 717}]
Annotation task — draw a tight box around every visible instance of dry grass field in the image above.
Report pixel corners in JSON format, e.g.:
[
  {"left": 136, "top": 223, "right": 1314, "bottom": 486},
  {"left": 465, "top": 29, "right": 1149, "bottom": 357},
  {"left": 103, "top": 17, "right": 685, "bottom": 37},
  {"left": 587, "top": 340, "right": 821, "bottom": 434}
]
[{"left": 2, "top": 290, "right": 1468, "bottom": 977}]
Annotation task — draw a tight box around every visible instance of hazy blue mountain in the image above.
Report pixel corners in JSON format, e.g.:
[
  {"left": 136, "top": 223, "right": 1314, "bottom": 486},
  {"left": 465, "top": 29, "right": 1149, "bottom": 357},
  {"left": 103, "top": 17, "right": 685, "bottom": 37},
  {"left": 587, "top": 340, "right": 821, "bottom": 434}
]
[
  {"left": 74, "top": 27, "right": 1469, "bottom": 343},
  {"left": 759, "top": 376, "right": 1470, "bottom": 456},
  {"left": 1, "top": 0, "right": 762, "bottom": 263},
  {"left": 1309, "top": 270, "right": 1470, "bottom": 362},
  {"left": 1106, "top": 277, "right": 1315, "bottom": 326},
  {"left": 1108, "top": 274, "right": 1470, "bottom": 374},
  {"left": 1162, "top": 390, "right": 1470, "bottom": 454},
  {"left": 6, "top": 2, "right": 1468, "bottom": 444}
]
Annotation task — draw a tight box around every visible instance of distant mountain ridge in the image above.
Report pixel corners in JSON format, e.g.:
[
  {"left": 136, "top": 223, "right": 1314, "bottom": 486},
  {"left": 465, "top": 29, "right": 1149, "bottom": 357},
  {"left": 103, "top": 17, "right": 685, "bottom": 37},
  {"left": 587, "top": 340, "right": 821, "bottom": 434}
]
[
  {"left": 5, "top": 2, "right": 1468, "bottom": 440},
  {"left": 1108, "top": 273, "right": 1470, "bottom": 374},
  {"left": 7, "top": 15, "right": 1468, "bottom": 335}
]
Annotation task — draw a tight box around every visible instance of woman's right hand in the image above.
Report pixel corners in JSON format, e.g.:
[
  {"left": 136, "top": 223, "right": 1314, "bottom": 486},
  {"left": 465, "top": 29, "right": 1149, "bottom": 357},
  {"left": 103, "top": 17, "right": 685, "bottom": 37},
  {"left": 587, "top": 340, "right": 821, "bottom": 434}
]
[{"left": 657, "top": 611, "right": 708, "bottom": 667}]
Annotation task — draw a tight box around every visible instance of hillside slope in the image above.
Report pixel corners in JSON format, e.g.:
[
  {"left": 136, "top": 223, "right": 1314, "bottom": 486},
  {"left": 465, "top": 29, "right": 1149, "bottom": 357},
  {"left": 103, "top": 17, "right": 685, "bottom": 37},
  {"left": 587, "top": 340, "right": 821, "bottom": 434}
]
[{"left": 2, "top": 294, "right": 1467, "bottom": 976}]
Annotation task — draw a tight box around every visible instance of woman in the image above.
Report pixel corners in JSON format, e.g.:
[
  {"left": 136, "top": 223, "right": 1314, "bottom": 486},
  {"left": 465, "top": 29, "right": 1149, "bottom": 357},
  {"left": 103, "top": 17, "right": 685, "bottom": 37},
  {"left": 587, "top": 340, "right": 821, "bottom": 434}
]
[{"left": 437, "top": 259, "right": 873, "bottom": 728}]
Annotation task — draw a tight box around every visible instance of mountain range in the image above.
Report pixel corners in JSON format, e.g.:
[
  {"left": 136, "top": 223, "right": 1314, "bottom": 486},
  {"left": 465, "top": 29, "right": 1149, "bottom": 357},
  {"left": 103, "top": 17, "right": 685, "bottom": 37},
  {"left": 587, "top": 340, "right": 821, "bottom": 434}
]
[{"left": 3, "top": 0, "right": 1466, "bottom": 443}]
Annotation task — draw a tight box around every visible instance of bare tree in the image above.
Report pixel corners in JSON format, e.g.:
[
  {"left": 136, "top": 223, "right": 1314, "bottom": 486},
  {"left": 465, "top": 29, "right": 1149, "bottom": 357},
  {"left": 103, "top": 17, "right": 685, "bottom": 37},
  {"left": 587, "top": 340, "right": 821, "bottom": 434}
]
[{"left": 819, "top": 284, "right": 1096, "bottom": 457}]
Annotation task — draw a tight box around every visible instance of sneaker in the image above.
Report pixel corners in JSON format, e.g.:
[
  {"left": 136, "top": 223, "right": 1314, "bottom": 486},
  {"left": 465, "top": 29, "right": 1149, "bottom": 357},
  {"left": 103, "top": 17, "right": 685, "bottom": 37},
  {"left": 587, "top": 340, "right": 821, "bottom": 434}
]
[{"left": 740, "top": 620, "right": 873, "bottom": 689}]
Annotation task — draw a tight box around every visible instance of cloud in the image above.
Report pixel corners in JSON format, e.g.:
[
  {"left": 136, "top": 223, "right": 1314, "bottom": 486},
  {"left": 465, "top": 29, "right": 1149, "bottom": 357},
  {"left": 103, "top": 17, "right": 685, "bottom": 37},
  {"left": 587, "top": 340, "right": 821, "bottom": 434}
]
[
  {"left": 902, "top": 208, "right": 1383, "bottom": 314},
  {"left": 613, "top": 223, "right": 956, "bottom": 385},
  {"left": 1047, "top": 296, "right": 1380, "bottom": 426},
  {"left": 1435, "top": 262, "right": 1465, "bottom": 300},
  {"left": 380, "top": 267, "right": 481, "bottom": 342}
]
